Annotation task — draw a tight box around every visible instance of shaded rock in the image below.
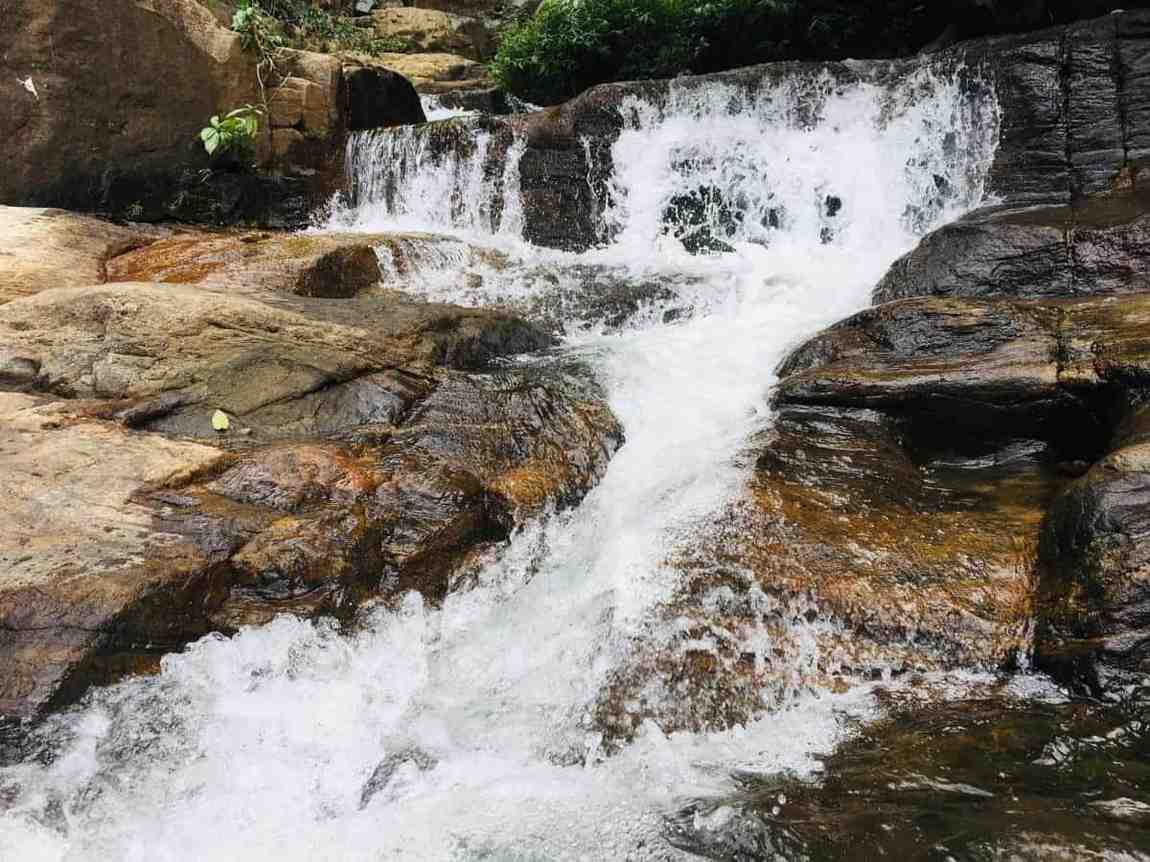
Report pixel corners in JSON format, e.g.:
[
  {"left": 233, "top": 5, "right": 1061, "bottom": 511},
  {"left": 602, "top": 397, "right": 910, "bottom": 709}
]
[
  {"left": 370, "top": 7, "right": 494, "bottom": 61},
  {"left": 0, "top": 207, "right": 145, "bottom": 304},
  {"left": 0, "top": 0, "right": 348, "bottom": 220},
  {"left": 1038, "top": 400, "right": 1150, "bottom": 697},
  {"left": 666, "top": 684, "right": 1150, "bottom": 861},
  {"left": 875, "top": 194, "right": 1150, "bottom": 303},
  {"left": 344, "top": 64, "right": 427, "bottom": 130}
]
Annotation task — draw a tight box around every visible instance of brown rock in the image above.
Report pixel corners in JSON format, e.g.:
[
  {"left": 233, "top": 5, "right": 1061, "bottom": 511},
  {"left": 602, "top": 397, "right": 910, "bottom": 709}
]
[
  {"left": 595, "top": 290, "right": 1150, "bottom": 740},
  {"left": 107, "top": 230, "right": 383, "bottom": 298},
  {"left": 348, "top": 51, "right": 490, "bottom": 94},
  {"left": 1037, "top": 399, "right": 1150, "bottom": 696},
  {"left": 0, "top": 0, "right": 349, "bottom": 220},
  {"left": 268, "top": 76, "right": 332, "bottom": 135},
  {"left": 0, "top": 393, "right": 226, "bottom": 719},
  {"left": 370, "top": 8, "right": 494, "bottom": 61},
  {"left": 0, "top": 222, "right": 623, "bottom": 720},
  {"left": 0, "top": 207, "right": 145, "bottom": 304}
]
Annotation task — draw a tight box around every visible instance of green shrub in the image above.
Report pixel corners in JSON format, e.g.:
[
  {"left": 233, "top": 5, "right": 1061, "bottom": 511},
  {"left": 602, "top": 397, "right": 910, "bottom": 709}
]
[
  {"left": 231, "top": 0, "right": 403, "bottom": 58},
  {"left": 491, "top": 0, "right": 1131, "bottom": 106}
]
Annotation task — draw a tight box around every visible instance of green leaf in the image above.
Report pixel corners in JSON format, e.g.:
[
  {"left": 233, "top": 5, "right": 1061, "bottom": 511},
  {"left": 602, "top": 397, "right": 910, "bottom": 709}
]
[{"left": 211, "top": 410, "right": 230, "bottom": 433}]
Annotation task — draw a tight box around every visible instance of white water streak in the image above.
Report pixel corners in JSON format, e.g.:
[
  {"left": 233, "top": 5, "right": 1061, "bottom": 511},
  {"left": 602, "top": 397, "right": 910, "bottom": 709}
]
[{"left": 2, "top": 65, "right": 1002, "bottom": 861}]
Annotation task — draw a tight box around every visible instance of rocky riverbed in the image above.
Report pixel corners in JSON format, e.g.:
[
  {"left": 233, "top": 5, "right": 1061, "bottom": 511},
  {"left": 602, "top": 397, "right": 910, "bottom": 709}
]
[{"left": 1, "top": 3, "right": 1149, "bottom": 860}]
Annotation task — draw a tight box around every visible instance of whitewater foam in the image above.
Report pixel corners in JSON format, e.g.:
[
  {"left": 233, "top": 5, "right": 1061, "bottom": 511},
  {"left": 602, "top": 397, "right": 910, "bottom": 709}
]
[{"left": 1, "top": 64, "right": 1005, "bottom": 860}]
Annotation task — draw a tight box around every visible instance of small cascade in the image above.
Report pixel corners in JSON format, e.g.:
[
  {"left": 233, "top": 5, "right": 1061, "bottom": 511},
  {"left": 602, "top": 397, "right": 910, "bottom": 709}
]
[
  {"left": 331, "top": 124, "right": 527, "bottom": 237},
  {"left": 1, "top": 61, "right": 1006, "bottom": 862}
]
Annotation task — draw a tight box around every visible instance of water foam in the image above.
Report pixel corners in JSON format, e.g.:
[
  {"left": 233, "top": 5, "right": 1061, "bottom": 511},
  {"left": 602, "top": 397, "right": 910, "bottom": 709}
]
[{"left": 1, "top": 64, "right": 1003, "bottom": 860}]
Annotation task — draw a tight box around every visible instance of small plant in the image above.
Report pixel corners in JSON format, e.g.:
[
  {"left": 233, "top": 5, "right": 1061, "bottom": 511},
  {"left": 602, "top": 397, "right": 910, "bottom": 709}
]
[
  {"left": 234, "top": 0, "right": 403, "bottom": 58},
  {"left": 199, "top": 105, "right": 263, "bottom": 161},
  {"left": 232, "top": 0, "right": 284, "bottom": 58}
]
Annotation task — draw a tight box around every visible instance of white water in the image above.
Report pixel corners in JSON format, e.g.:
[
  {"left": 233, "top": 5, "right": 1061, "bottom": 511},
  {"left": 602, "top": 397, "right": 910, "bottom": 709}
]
[{"left": 2, "top": 66, "right": 1003, "bottom": 860}]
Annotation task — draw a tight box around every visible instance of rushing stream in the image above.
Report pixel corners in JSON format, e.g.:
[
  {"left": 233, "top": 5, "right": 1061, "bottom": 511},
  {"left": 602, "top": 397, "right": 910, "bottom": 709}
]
[{"left": 0, "top": 65, "right": 1043, "bottom": 860}]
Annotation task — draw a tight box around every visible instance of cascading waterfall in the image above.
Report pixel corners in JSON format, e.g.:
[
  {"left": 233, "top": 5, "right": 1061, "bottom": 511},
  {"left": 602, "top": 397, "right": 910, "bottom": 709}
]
[{"left": 1, "top": 64, "right": 1002, "bottom": 861}]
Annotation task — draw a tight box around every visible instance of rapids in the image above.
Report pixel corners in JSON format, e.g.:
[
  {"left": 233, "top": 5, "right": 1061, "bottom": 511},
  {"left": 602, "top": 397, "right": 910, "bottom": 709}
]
[{"left": 1, "top": 64, "right": 1016, "bottom": 860}]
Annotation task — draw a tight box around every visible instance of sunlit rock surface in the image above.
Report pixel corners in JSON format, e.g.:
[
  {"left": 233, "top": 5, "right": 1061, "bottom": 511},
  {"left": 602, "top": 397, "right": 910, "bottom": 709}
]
[
  {"left": 0, "top": 207, "right": 145, "bottom": 304},
  {"left": 0, "top": 221, "right": 622, "bottom": 720}
]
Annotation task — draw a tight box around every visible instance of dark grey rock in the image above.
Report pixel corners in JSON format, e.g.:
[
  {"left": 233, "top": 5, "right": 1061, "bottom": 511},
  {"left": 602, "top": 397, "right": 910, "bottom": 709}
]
[
  {"left": 344, "top": 65, "right": 427, "bottom": 131},
  {"left": 874, "top": 196, "right": 1150, "bottom": 303}
]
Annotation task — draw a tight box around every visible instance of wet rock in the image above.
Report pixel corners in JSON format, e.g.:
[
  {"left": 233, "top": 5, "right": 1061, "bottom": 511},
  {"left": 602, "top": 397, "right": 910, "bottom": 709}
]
[
  {"left": 666, "top": 684, "right": 1150, "bottom": 861},
  {"left": 0, "top": 207, "right": 145, "bottom": 304},
  {"left": 594, "top": 291, "right": 1150, "bottom": 740},
  {"left": 875, "top": 194, "right": 1150, "bottom": 303},
  {"left": 593, "top": 403, "right": 1061, "bottom": 742},
  {"left": 462, "top": 264, "right": 694, "bottom": 335},
  {"left": 662, "top": 185, "right": 742, "bottom": 254},
  {"left": 1038, "top": 400, "right": 1150, "bottom": 698},
  {"left": 0, "top": 225, "right": 623, "bottom": 721},
  {"left": 360, "top": 747, "right": 437, "bottom": 809},
  {"left": 0, "top": 393, "right": 226, "bottom": 720}
]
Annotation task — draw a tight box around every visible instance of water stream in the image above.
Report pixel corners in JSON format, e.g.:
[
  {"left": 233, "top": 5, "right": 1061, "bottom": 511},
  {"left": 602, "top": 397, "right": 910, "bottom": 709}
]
[{"left": 1, "top": 65, "right": 1014, "bottom": 860}]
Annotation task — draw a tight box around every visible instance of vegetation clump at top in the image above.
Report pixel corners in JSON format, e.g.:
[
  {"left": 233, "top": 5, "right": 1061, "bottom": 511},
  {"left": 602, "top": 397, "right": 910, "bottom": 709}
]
[
  {"left": 230, "top": 0, "right": 403, "bottom": 58},
  {"left": 490, "top": 0, "right": 1128, "bottom": 105}
]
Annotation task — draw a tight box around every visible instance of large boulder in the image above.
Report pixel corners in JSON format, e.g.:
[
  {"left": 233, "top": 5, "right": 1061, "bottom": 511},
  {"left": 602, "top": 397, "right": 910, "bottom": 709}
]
[
  {"left": 0, "top": 393, "right": 227, "bottom": 719},
  {"left": 0, "top": 219, "right": 623, "bottom": 721},
  {"left": 0, "top": 0, "right": 423, "bottom": 225},
  {"left": 875, "top": 196, "right": 1150, "bottom": 303},
  {"left": 594, "top": 289, "right": 1150, "bottom": 740}
]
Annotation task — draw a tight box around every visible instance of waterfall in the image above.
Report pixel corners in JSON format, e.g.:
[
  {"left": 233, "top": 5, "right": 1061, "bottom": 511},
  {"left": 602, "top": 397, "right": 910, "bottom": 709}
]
[{"left": 0, "top": 64, "right": 1000, "bottom": 861}]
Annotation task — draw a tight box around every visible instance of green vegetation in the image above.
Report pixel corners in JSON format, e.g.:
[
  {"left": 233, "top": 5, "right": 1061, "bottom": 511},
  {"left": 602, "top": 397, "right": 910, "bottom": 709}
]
[
  {"left": 200, "top": 105, "right": 263, "bottom": 161},
  {"left": 230, "top": 0, "right": 403, "bottom": 58},
  {"left": 491, "top": 0, "right": 1127, "bottom": 105}
]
